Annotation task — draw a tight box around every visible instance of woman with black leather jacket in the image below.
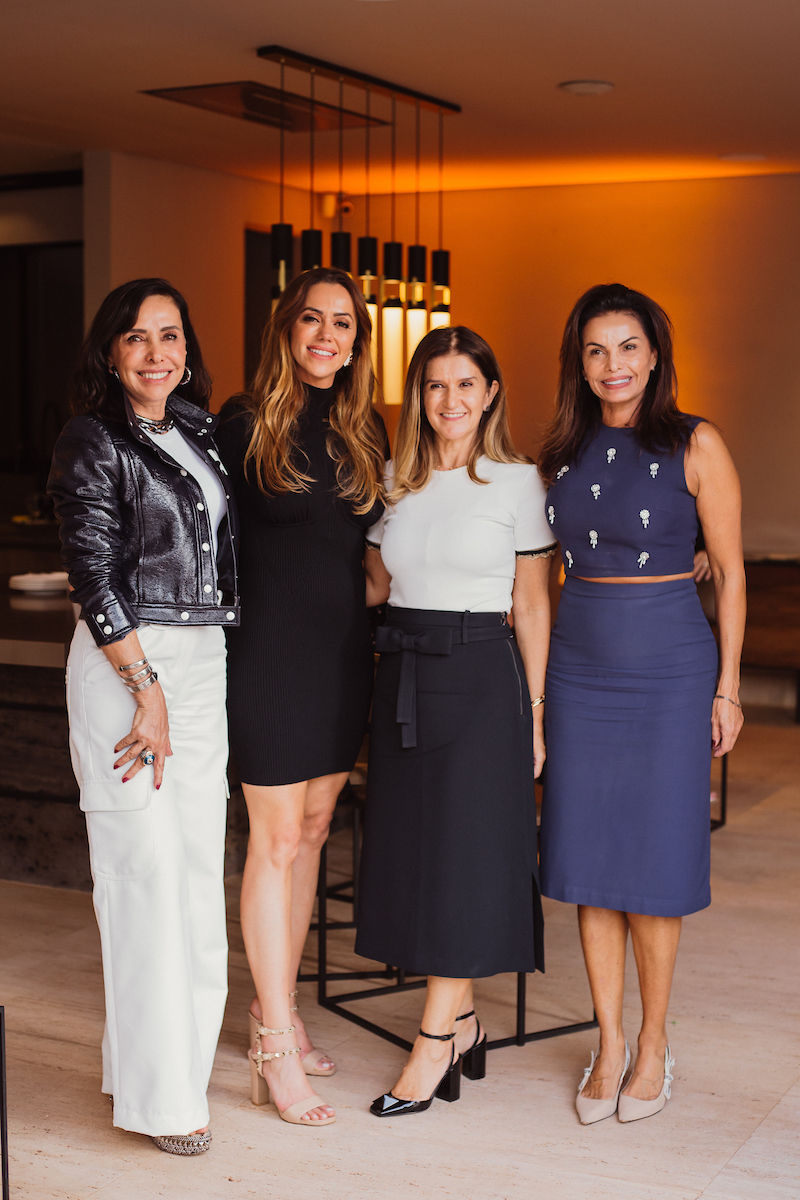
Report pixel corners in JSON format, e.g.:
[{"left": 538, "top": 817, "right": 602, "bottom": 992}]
[{"left": 47, "top": 278, "right": 239, "bottom": 1156}]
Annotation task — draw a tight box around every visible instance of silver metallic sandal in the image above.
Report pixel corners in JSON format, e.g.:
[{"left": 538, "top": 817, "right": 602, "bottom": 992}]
[{"left": 152, "top": 1130, "right": 212, "bottom": 1155}]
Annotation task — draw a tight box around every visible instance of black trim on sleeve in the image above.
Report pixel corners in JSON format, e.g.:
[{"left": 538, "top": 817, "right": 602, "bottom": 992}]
[{"left": 516, "top": 543, "right": 557, "bottom": 559}]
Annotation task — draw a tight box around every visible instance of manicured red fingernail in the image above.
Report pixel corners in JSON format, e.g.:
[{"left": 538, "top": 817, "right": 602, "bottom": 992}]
[
  {"left": 122, "top": 777, "right": 128, "bottom": 783},
  {"left": 113, "top": 764, "right": 120, "bottom": 770},
  {"left": 156, "top": 784, "right": 161, "bottom": 790}
]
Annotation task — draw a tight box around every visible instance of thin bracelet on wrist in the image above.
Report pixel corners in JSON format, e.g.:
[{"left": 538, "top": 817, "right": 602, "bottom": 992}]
[
  {"left": 118, "top": 658, "right": 148, "bottom": 674},
  {"left": 714, "top": 693, "right": 742, "bottom": 709},
  {"left": 531, "top": 695, "right": 545, "bottom": 708}
]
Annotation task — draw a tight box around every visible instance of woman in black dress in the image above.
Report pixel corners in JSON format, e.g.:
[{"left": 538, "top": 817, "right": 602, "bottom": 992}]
[{"left": 216, "top": 267, "right": 386, "bottom": 1126}]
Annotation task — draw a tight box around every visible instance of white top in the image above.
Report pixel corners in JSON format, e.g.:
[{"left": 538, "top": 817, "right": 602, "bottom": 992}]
[
  {"left": 367, "top": 457, "right": 553, "bottom": 612},
  {"left": 144, "top": 426, "right": 228, "bottom": 557}
]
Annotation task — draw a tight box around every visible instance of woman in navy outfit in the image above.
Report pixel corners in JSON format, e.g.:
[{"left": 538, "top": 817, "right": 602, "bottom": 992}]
[{"left": 539, "top": 284, "right": 745, "bottom": 1125}]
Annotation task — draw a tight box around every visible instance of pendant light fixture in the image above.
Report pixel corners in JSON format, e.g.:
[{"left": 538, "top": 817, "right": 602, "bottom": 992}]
[
  {"left": 405, "top": 99, "right": 428, "bottom": 364},
  {"left": 430, "top": 109, "right": 451, "bottom": 329},
  {"left": 301, "top": 69, "right": 322, "bottom": 270},
  {"left": 271, "top": 59, "right": 293, "bottom": 308},
  {"left": 330, "top": 77, "right": 351, "bottom": 272},
  {"left": 381, "top": 94, "right": 404, "bottom": 405},
  {"left": 357, "top": 84, "right": 379, "bottom": 373}
]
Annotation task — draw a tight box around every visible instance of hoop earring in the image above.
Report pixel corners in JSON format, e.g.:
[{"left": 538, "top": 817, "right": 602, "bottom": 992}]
[
  {"left": 180, "top": 366, "right": 192, "bottom": 385},
  {"left": 343, "top": 352, "right": 353, "bottom": 367}
]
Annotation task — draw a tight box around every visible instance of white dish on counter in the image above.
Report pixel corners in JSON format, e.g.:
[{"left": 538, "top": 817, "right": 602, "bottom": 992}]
[{"left": 8, "top": 571, "right": 70, "bottom": 594}]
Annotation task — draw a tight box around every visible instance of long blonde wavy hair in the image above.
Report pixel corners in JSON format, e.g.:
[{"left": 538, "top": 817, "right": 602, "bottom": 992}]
[
  {"left": 391, "top": 326, "right": 529, "bottom": 499},
  {"left": 243, "top": 267, "right": 386, "bottom": 515}
]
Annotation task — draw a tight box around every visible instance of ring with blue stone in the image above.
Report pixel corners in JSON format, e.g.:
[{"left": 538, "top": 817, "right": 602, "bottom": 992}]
[{"left": 140, "top": 749, "right": 156, "bottom": 767}]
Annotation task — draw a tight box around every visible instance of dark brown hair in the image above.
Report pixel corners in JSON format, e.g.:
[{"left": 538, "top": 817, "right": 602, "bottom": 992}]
[
  {"left": 239, "top": 266, "right": 385, "bottom": 515},
  {"left": 537, "top": 283, "right": 692, "bottom": 485},
  {"left": 72, "top": 278, "right": 212, "bottom": 419},
  {"left": 391, "top": 325, "right": 529, "bottom": 498}
]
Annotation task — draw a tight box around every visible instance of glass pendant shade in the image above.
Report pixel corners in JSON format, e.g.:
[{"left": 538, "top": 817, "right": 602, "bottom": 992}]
[
  {"left": 381, "top": 298, "right": 404, "bottom": 406},
  {"left": 301, "top": 228, "right": 322, "bottom": 271},
  {"left": 331, "top": 230, "right": 351, "bottom": 272},
  {"left": 406, "top": 244, "right": 428, "bottom": 364},
  {"left": 270, "top": 222, "right": 293, "bottom": 309},
  {"left": 366, "top": 300, "right": 379, "bottom": 374},
  {"left": 430, "top": 248, "right": 451, "bottom": 328}
]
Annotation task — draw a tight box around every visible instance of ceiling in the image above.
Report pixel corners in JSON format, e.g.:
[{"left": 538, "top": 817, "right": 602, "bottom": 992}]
[{"left": 3, "top": 0, "right": 800, "bottom": 193}]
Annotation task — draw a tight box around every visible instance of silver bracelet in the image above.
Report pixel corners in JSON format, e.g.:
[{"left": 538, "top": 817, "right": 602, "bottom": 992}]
[
  {"left": 714, "top": 693, "right": 742, "bottom": 709},
  {"left": 125, "top": 670, "right": 159, "bottom": 693},
  {"left": 118, "top": 658, "right": 148, "bottom": 674}
]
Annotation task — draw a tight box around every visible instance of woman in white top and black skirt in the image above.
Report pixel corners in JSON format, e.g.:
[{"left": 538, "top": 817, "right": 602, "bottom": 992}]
[{"left": 358, "top": 327, "right": 555, "bottom": 1117}]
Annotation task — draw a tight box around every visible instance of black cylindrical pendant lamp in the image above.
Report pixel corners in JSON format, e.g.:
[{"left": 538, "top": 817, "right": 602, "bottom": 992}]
[
  {"left": 358, "top": 236, "right": 378, "bottom": 278},
  {"left": 407, "top": 244, "right": 427, "bottom": 283},
  {"left": 331, "top": 230, "right": 351, "bottom": 272},
  {"left": 271, "top": 223, "right": 293, "bottom": 271},
  {"left": 383, "top": 241, "right": 403, "bottom": 282},
  {"left": 432, "top": 249, "right": 450, "bottom": 288},
  {"left": 301, "top": 228, "right": 323, "bottom": 271}
]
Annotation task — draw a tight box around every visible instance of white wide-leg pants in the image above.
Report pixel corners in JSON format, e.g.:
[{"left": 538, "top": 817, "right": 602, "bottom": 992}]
[{"left": 66, "top": 620, "right": 229, "bottom": 1136}]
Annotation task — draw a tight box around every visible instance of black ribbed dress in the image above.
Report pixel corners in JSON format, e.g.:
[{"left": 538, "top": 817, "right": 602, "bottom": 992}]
[{"left": 215, "top": 386, "right": 385, "bottom": 786}]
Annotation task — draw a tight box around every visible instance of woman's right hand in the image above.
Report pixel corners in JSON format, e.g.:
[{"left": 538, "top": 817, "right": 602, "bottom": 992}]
[{"left": 114, "top": 684, "right": 173, "bottom": 788}]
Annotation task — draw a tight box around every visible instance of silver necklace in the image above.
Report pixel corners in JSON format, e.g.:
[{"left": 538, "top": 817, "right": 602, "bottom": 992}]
[{"left": 136, "top": 412, "right": 174, "bottom": 435}]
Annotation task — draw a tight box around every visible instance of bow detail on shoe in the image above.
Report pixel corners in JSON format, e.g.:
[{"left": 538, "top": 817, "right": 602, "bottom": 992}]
[
  {"left": 663, "top": 1051, "right": 675, "bottom": 1100},
  {"left": 577, "top": 1051, "right": 598, "bottom": 1095}
]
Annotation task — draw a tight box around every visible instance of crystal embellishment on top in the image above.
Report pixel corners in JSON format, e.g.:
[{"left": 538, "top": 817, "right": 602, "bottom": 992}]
[
  {"left": 565, "top": 550, "right": 574, "bottom": 568},
  {"left": 556, "top": 466, "right": 569, "bottom": 480},
  {"left": 589, "top": 530, "right": 598, "bottom": 548},
  {"left": 548, "top": 505, "right": 555, "bottom": 525},
  {"left": 637, "top": 552, "right": 650, "bottom": 569},
  {"left": 640, "top": 509, "right": 650, "bottom": 528},
  {"left": 649, "top": 463, "right": 660, "bottom": 478},
  {"left": 591, "top": 484, "right": 601, "bottom": 500},
  {"left": 607, "top": 448, "right": 616, "bottom": 463}
]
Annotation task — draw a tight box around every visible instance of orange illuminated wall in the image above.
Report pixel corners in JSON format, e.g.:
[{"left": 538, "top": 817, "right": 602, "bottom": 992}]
[{"left": 357, "top": 174, "right": 800, "bottom": 555}]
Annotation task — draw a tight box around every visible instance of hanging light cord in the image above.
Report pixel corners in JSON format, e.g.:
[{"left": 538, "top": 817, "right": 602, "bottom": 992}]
[
  {"left": 438, "top": 108, "right": 444, "bottom": 250},
  {"left": 279, "top": 61, "right": 285, "bottom": 223},
  {"left": 338, "top": 77, "right": 344, "bottom": 233},
  {"left": 390, "top": 94, "right": 396, "bottom": 242},
  {"left": 365, "top": 86, "right": 371, "bottom": 238},
  {"left": 414, "top": 98, "right": 421, "bottom": 246},
  {"left": 309, "top": 69, "right": 315, "bottom": 229}
]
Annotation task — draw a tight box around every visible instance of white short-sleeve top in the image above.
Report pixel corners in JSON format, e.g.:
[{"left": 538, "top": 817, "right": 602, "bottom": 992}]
[{"left": 367, "top": 456, "right": 554, "bottom": 612}]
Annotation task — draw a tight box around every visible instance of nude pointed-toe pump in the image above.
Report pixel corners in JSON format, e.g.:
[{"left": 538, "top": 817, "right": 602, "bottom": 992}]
[
  {"left": 617, "top": 1047, "right": 674, "bottom": 1123},
  {"left": 575, "top": 1043, "right": 631, "bottom": 1125}
]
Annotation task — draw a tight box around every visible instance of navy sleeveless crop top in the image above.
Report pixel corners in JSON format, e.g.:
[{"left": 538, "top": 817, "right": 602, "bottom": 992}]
[{"left": 545, "top": 416, "right": 703, "bottom": 578}]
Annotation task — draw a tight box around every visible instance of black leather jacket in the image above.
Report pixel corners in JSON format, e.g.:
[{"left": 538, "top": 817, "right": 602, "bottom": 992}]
[{"left": 47, "top": 394, "right": 240, "bottom": 647}]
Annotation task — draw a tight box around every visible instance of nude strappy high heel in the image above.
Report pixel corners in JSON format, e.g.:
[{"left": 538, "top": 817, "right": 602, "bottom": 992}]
[
  {"left": 455, "top": 1009, "right": 487, "bottom": 1081},
  {"left": 248, "top": 1022, "right": 335, "bottom": 1126},
  {"left": 248, "top": 992, "right": 336, "bottom": 1077}
]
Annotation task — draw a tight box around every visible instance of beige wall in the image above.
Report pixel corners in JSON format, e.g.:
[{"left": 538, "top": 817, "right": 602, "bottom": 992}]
[
  {"left": 0, "top": 186, "right": 82, "bottom": 245},
  {"left": 359, "top": 174, "right": 800, "bottom": 555},
  {"left": 83, "top": 150, "right": 329, "bottom": 410}
]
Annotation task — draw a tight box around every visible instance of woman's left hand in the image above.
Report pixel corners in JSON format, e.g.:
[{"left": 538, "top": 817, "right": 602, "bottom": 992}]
[
  {"left": 712, "top": 695, "right": 744, "bottom": 757},
  {"left": 533, "top": 709, "right": 546, "bottom": 778}
]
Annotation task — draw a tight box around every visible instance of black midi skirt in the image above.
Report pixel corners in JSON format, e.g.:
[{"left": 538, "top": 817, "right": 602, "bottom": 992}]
[{"left": 355, "top": 608, "right": 544, "bottom": 979}]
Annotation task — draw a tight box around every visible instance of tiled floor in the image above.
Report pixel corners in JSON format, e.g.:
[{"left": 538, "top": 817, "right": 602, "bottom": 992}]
[{"left": 2, "top": 713, "right": 799, "bottom": 1199}]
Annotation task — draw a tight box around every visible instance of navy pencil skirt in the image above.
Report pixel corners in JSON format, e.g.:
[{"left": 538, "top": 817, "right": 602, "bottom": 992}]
[{"left": 540, "top": 578, "right": 718, "bottom": 918}]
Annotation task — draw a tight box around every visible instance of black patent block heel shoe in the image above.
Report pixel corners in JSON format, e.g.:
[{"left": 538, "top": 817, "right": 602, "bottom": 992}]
[
  {"left": 456, "top": 1009, "right": 487, "bottom": 1081},
  {"left": 370, "top": 1029, "right": 461, "bottom": 1118}
]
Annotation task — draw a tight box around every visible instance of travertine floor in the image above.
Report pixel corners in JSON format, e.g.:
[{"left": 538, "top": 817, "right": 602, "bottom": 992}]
[{"left": 3, "top": 713, "right": 799, "bottom": 1199}]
